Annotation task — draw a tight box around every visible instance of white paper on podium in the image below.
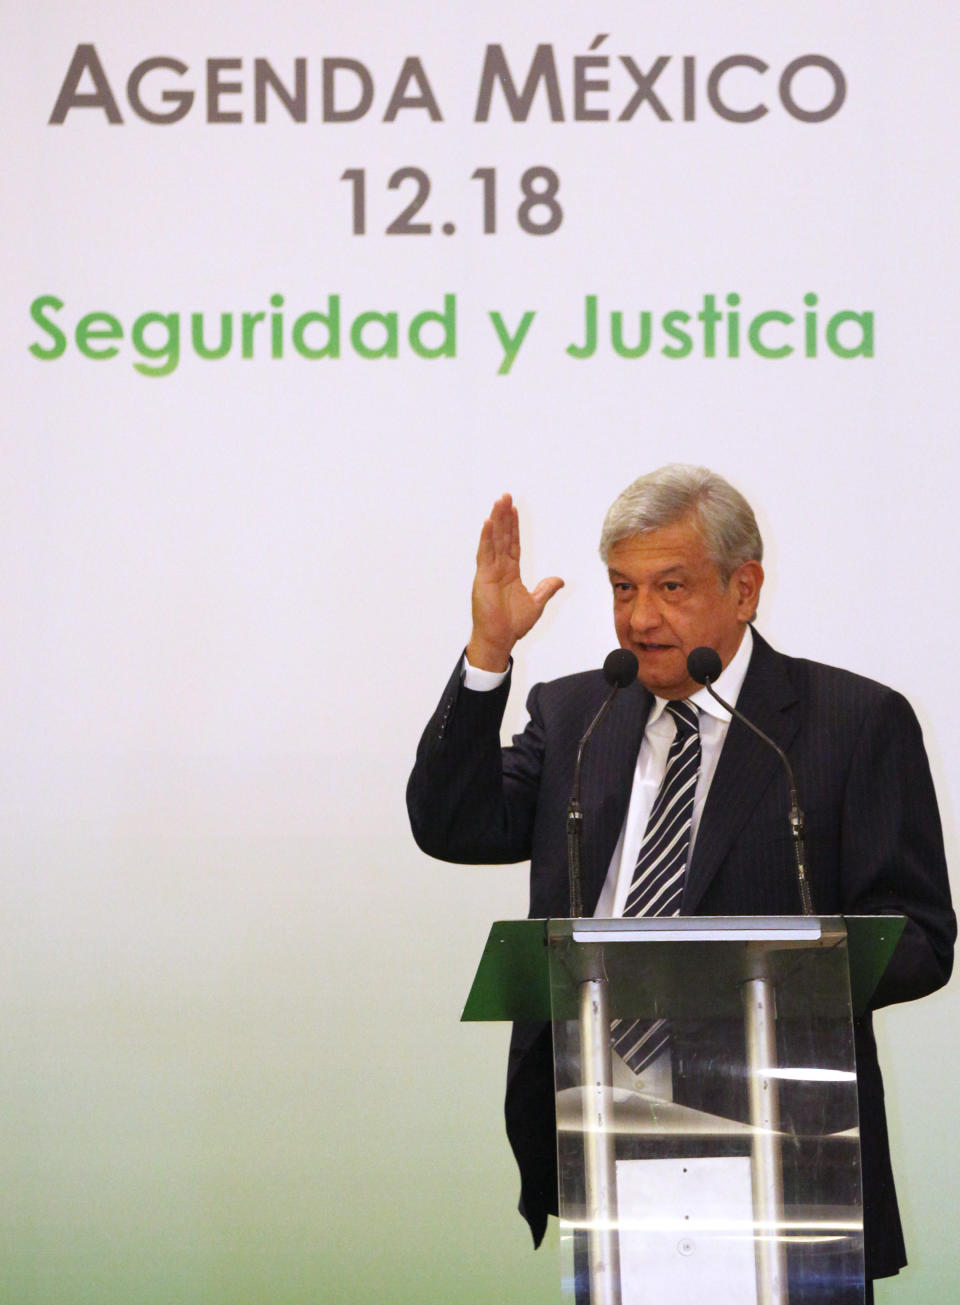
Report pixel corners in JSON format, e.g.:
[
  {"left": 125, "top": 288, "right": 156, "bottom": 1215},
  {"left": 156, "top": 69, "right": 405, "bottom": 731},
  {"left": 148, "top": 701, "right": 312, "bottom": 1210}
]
[{"left": 616, "top": 1156, "right": 758, "bottom": 1305}]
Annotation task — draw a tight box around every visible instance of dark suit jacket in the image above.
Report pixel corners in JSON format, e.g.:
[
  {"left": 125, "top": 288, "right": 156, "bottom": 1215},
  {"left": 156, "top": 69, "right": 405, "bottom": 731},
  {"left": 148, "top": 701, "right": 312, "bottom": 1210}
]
[{"left": 406, "top": 631, "right": 955, "bottom": 1279}]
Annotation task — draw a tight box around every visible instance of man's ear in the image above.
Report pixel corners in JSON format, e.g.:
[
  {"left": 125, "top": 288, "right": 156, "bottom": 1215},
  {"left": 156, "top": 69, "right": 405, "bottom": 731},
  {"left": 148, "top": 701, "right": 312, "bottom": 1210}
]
[{"left": 733, "top": 560, "right": 764, "bottom": 621}]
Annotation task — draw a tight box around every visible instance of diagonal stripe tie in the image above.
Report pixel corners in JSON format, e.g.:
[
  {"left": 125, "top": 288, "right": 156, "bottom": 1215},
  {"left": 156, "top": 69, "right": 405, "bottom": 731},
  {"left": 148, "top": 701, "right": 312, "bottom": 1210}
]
[{"left": 612, "top": 699, "right": 701, "bottom": 1076}]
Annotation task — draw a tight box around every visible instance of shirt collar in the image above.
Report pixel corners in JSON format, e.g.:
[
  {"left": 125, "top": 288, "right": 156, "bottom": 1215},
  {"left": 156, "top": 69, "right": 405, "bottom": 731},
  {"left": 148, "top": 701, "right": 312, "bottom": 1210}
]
[{"left": 646, "top": 625, "right": 754, "bottom": 726}]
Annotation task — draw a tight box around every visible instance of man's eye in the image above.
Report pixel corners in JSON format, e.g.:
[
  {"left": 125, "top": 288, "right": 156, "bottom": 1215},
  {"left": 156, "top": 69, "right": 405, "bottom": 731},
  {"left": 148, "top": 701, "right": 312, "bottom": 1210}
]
[{"left": 663, "top": 581, "right": 682, "bottom": 593}]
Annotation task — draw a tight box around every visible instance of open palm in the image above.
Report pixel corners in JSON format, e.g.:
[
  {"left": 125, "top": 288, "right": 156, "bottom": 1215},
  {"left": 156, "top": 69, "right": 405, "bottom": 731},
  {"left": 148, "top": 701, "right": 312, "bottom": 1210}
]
[{"left": 467, "top": 494, "right": 564, "bottom": 671}]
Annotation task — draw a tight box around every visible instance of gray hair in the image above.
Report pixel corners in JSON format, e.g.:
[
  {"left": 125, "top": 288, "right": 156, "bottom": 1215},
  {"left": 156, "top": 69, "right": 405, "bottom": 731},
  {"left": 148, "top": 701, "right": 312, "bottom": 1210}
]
[{"left": 599, "top": 464, "right": 763, "bottom": 583}]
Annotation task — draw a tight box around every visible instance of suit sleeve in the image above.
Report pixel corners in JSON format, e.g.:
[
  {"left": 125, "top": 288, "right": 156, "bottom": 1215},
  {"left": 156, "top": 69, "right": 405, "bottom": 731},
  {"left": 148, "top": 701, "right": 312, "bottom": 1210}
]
[
  {"left": 840, "top": 688, "right": 956, "bottom": 1007},
  {"left": 406, "top": 658, "right": 547, "bottom": 865}
]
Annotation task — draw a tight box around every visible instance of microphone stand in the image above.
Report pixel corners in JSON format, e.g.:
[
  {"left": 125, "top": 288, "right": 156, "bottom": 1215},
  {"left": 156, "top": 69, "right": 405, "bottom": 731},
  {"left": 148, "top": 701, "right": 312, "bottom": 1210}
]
[
  {"left": 566, "top": 687, "right": 621, "bottom": 918},
  {"left": 698, "top": 677, "right": 814, "bottom": 917},
  {"left": 566, "top": 651, "right": 638, "bottom": 918}
]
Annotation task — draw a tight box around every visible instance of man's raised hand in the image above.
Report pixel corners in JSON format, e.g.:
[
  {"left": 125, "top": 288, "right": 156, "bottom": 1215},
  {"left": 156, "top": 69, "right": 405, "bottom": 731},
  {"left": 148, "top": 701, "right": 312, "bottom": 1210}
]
[{"left": 466, "top": 494, "right": 564, "bottom": 672}]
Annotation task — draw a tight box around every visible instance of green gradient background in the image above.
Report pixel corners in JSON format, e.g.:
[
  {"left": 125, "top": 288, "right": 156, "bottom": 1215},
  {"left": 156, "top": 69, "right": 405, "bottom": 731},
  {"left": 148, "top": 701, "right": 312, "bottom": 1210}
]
[
  {"left": 0, "top": 829, "right": 563, "bottom": 1305},
  {"left": 1, "top": 827, "right": 956, "bottom": 1302}
]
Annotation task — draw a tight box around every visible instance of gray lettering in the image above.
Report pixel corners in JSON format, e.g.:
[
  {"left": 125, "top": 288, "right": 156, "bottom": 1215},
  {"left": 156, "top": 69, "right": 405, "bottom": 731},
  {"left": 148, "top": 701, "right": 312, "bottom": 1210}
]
[
  {"left": 475, "top": 44, "right": 563, "bottom": 122},
  {"left": 254, "top": 58, "right": 307, "bottom": 123},
  {"left": 127, "top": 58, "right": 192, "bottom": 124},
  {"left": 49, "top": 43, "right": 122, "bottom": 124},
  {"left": 383, "top": 57, "right": 442, "bottom": 121},
  {"left": 322, "top": 58, "right": 374, "bottom": 122},
  {"left": 207, "top": 58, "right": 243, "bottom": 123},
  {"left": 707, "top": 55, "right": 768, "bottom": 123},
  {"left": 779, "top": 55, "right": 846, "bottom": 123},
  {"left": 618, "top": 56, "right": 671, "bottom": 121}
]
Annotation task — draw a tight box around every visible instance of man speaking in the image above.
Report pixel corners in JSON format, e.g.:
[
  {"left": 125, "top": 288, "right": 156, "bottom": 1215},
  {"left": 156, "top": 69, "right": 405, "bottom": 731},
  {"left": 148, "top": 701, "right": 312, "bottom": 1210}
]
[{"left": 406, "top": 465, "right": 955, "bottom": 1294}]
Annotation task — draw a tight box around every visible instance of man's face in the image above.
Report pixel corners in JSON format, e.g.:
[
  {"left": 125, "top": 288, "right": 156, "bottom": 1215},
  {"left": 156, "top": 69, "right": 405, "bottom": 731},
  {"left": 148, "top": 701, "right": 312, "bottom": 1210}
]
[{"left": 607, "top": 514, "right": 763, "bottom": 700}]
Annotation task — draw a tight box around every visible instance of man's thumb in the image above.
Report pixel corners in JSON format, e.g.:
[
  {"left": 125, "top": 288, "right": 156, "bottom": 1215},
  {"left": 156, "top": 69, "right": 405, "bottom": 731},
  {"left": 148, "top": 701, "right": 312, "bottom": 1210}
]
[{"left": 531, "top": 576, "right": 565, "bottom": 612}]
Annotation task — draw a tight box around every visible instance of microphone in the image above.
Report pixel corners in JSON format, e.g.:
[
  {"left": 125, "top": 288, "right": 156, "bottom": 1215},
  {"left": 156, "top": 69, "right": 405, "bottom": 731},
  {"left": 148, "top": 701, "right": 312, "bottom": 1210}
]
[
  {"left": 686, "top": 647, "right": 814, "bottom": 915},
  {"left": 687, "top": 645, "right": 722, "bottom": 687},
  {"left": 604, "top": 647, "right": 641, "bottom": 688},
  {"left": 566, "top": 649, "right": 639, "bottom": 916}
]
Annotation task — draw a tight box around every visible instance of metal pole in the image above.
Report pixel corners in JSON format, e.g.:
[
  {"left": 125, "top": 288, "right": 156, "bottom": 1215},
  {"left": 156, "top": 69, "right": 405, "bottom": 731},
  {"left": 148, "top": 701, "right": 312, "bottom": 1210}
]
[
  {"left": 742, "top": 946, "right": 789, "bottom": 1305},
  {"left": 579, "top": 956, "right": 622, "bottom": 1305}
]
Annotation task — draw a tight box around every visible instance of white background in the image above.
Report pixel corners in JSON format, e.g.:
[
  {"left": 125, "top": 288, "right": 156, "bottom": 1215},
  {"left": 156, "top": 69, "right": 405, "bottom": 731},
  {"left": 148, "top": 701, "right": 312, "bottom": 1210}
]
[{"left": 1, "top": 5, "right": 958, "bottom": 1302}]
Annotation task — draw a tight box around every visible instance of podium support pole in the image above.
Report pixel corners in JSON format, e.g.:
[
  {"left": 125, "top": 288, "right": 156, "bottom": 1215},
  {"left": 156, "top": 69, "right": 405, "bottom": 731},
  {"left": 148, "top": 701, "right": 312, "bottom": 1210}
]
[
  {"left": 743, "top": 946, "right": 788, "bottom": 1305},
  {"left": 578, "top": 952, "right": 622, "bottom": 1305}
]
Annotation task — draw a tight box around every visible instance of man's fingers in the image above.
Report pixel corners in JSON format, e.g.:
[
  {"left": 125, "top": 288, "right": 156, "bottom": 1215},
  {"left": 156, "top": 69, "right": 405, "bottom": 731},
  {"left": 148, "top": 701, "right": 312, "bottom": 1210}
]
[
  {"left": 478, "top": 493, "right": 518, "bottom": 570},
  {"left": 489, "top": 493, "right": 515, "bottom": 557},
  {"left": 531, "top": 576, "right": 565, "bottom": 612},
  {"left": 506, "top": 497, "right": 521, "bottom": 560},
  {"left": 475, "top": 515, "right": 494, "bottom": 566}
]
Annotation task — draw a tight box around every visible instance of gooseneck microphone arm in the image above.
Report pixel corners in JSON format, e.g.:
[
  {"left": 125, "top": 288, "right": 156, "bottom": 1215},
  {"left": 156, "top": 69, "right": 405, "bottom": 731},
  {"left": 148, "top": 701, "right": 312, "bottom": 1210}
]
[
  {"left": 686, "top": 646, "right": 814, "bottom": 917},
  {"left": 566, "top": 649, "right": 639, "bottom": 917}
]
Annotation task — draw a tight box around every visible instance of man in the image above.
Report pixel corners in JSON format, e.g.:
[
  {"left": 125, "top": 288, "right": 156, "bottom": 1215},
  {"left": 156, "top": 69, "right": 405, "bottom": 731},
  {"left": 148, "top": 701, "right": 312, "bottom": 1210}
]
[{"left": 407, "top": 465, "right": 955, "bottom": 1292}]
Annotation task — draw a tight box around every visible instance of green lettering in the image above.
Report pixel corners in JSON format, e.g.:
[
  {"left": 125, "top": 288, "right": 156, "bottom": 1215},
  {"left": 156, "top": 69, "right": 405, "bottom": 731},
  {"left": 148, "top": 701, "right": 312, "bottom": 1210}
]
[
  {"left": 698, "top": 294, "right": 721, "bottom": 358},
  {"left": 566, "top": 294, "right": 597, "bottom": 359},
  {"left": 351, "top": 311, "right": 398, "bottom": 359},
  {"left": 748, "top": 311, "right": 794, "bottom": 360},
  {"left": 409, "top": 295, "right": 456, "bottom": 358},
  {"left": 611, "top": 311, "right": 651, "bottom": 359},
  {"left": 661, "top": 311, "right": 692, "bottom": 359},
  {"left": 29, "top": 295, "right": 67, "bottom": 359},
  {"left": 726, "top": 293, "right": 741, "bottom": 358},
  {"left": 826, "top": 311, "right": 874, "bottom": 359},
  {"left": 804, "top": 293, "right": 818, "bottom": 357},
  {"left": 490, "top": 310, "right": 535, "bottom": 374},
  {"left": 241, "top": 312, "right": 265, "bottom": 359},
  {"left": 192, "top": 313, "right": 233, "bottom": 359},
  {"left": 131, "top": 312, "right": 180, "bottom": 377},
  {"left": 292, "top": 296, "right": 341, "bottom": 359},
  {"left": 76, "top": 312, "right": 122, "bottom": 359},
  {"left": 270, "top": 294, "right": 284, "bottom": 358}
]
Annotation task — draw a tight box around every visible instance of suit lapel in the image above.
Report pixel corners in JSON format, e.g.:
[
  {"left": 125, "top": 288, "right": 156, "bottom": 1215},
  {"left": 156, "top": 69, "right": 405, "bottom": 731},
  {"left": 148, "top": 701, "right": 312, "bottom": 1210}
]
[
  {"left": 682, "top": 632, "right": 801, "bottom": 913},
  {"left": 581, "top": 680, "right": 652, "bottom": 914}
]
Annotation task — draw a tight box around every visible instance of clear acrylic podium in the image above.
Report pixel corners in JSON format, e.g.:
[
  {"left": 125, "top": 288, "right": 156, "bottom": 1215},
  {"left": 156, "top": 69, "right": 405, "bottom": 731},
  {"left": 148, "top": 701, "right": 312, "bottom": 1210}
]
[{"left": 463, "top": 915, "right": 904, "bottom": 1305}]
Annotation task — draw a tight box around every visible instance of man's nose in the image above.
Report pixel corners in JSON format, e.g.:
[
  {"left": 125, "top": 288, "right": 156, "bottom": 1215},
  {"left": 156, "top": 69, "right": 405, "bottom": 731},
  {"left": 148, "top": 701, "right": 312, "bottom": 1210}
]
[{"left": 628, "top": 591, "right": 661, "bottom": 634}]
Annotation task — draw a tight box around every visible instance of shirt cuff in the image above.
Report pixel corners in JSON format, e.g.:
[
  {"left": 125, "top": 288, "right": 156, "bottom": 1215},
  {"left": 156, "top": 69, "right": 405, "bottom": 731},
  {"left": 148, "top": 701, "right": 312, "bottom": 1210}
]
[{"left": 462, "top": 654, "right": 510, "bottom": 691}]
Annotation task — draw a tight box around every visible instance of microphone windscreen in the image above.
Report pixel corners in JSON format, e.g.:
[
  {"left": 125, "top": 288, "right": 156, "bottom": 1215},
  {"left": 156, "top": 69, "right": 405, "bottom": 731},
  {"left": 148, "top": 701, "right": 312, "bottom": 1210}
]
[
  {"left": 687, "top": 646, "right": 722, "bottom": 685},
  {"left": 603, "top": 648, "right": 639, "bottom": 688}
]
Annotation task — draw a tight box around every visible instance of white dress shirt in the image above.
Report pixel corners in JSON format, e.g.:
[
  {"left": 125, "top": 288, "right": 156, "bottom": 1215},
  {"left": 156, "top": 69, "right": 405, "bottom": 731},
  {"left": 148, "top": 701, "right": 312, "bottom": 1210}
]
[{"left": 594, "top": 626, "right": 753, "bottom": 916}]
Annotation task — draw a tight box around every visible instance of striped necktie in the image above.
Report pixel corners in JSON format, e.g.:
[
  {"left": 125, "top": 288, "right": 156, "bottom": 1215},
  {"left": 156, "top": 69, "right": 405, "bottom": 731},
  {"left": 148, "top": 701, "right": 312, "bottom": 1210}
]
[{"left": 612, "top": 699, "right": 701, "bottom": 1074}]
